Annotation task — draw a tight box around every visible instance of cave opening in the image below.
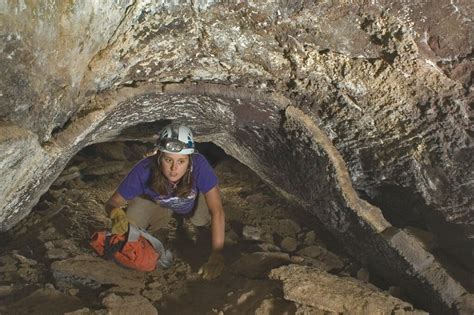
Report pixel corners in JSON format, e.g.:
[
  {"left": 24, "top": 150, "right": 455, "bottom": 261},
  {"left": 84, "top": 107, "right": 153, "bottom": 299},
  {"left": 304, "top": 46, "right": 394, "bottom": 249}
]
[{"left": 0, "top": 136, "right": 371, "bottom": 314}]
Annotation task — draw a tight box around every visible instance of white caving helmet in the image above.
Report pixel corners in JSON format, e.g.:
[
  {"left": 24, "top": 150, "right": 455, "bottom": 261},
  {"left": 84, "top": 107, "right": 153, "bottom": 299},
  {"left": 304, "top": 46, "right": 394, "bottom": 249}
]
[{"left": 157, "top": 124, "right": 195, "bottom": 155}]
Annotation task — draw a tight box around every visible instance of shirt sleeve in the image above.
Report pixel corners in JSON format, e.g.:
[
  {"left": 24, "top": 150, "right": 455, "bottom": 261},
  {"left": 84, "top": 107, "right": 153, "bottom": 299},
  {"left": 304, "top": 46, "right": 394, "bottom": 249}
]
[
  {"left": 116, "top": 159, "right": 150, "bottom": 200},
  {"left": 194, "top": 154, "right": 218, "bottom": 194}
]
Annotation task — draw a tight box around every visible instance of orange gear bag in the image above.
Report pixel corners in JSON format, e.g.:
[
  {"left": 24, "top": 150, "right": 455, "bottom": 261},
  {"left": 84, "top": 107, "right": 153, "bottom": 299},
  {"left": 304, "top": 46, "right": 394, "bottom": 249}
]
[{"left": 90, "top": 225, "right": 173, "bottom": 272}]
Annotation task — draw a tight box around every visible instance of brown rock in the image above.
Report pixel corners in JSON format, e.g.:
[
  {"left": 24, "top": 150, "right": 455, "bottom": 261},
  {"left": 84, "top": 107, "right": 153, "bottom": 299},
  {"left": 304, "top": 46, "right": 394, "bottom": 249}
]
[
  {"left": 102, "top": 293, "right": 158, "bottom": 315},
  {"left": 51, "top": 255, "right": 145, "bottom": 290},
  {"left": 280, "top": 237, "right": 298, "bottom": 253},
  {"left": 274, "top": 219, "right": 301, "bottom": 238}
]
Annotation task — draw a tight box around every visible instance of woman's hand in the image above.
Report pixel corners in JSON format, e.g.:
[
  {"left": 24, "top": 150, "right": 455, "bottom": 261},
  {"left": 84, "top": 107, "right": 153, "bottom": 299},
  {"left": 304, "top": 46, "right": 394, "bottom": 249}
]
[
  {"left": 110, "top": 207, "right": 129, "bottom": 235},
  {"left": 199, "top": 251, "right": 225, "bottom": 280}
]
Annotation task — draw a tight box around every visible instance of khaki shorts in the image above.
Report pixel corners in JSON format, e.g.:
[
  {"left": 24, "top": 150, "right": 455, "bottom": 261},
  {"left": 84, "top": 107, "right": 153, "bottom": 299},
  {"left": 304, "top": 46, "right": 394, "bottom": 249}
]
[{"left": 125, "top": 194, "right": 210, "bottom": 233}]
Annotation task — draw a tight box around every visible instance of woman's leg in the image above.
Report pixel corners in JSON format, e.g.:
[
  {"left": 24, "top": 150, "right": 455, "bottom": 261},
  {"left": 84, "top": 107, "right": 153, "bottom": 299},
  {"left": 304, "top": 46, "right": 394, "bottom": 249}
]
[
  {"left": 126, "top": 197, "right": 172, "bottom": 233},
  {"left": 189, "top": 193, "right": 211, "bottom": 227}
]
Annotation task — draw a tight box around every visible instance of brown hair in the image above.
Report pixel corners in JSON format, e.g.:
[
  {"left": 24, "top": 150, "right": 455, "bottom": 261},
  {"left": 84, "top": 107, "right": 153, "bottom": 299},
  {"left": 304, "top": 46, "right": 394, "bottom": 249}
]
[{"left": 149, "top": 153, "right": 193, "bottom": 198}]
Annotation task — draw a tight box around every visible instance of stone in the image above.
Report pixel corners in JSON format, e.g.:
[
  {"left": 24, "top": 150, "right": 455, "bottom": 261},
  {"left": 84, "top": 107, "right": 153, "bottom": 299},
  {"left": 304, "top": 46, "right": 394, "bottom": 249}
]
[
  {"left": 12, "top": 252, "right": 37, "bottom": 266},
  {"left": 38, "top": 227, "right": 59, "bottom": 242},
  {"left": 304, "top": 231, "right": 317, "bottom": 245},
  {"left": 141, "top": 288, "right": 163, "bottom": 302},
  {"left": 0, "top": 285, "right": 14, "bottom": 297},
  {"left": 18, "top": 266, "right": 39, "bottom": 282},
  {"left": 318, "top": 251, "right": 345, "bottom": 272},
  {"left": 280, "top": 237, "right": 298, "bottom": 253},
  {"left": 261, "top": 233, "right": 275, "bottom": 244},
  {"left": 274, "top": 219, "right": 301, "bottom": 238},
  {"left": 46, "top": 248, "right": 69, "bottom": 260},
  {"left": 102, "top": 293, "right": 158, "bottom": 315},
  {"left": 231, "top": 252, "right": 291, "bottom": 278},
  {"left": 290, "top": 256, "right": 305, "bottom": 264},
  {"left": 404, "top": 226, "right": 436, "bottom": 251},
  {"left": 68, "top": 288, "right": 79, "bottom": 296},
  {"left": 270, "top": 265, "right": 427, "bottom": 315},
  {"left": 54, "top": 239, "right": 80, "bottom": 253},
  {"left": 454, "top": 293, "right": 474, "bottom": 315},
  {"left": 242, "top": 225, "right": 262, "bottom": 241},
  {"left": 0, "top": 256, "right": 18, "bottom": 273},
  {"left": 296, "top": 246, "right": 325, "bottom": 259},
  {"left": 257, "top": 243, "right": 281, "bottom": 252},
  {"left": 254, "top": 297, "right": 295, "bottom": 315},
  {"left": 0, "top": 288, "right": 86, "bottom": 314},
  {"left": 51, "top": 255, "right": 145, "bottom": 290}
]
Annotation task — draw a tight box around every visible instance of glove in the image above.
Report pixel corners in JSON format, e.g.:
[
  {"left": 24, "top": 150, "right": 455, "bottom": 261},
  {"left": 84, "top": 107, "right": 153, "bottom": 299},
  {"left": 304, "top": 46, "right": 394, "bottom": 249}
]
[
  {"left": 110, "top": 208, "right": 129, "bottom": 235},
  {"left": 199, "top": 252, "right": 225, "bottom": 280}
]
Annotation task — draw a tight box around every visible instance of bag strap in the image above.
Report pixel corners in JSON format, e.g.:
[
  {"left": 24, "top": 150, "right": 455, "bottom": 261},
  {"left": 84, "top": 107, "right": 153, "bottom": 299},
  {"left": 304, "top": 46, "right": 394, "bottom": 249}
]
[{"left": 104, "top": 233, "right": 126, "bottom": 259}]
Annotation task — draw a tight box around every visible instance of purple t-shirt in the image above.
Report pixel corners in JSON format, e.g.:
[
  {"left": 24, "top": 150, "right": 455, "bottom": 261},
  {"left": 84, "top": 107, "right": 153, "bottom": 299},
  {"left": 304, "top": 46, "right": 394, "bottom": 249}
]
[{"left": 117, "top": 153, "right": 218, "bottom": 214}]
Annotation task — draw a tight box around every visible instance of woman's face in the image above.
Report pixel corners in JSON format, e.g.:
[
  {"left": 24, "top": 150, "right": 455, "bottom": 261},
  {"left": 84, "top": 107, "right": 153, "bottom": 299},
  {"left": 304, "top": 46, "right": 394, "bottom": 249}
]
[{"left": 160, "top": 152, "right": 190, "bottom": 183}]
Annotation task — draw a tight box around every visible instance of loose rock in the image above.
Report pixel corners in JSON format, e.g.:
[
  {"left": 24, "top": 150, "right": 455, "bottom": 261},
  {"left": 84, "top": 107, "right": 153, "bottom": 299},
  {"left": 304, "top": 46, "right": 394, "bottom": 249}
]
[
  {"left": 102, "top": 293, "right": 158, "bottom": 315},
  {"left": 242, "top": 225, "right": 262, "bottom": 241},
  {"left": 270, "top": 265, "right": 427, "bottom": 314},
  {"left": 280, "top": 237, "right": 298, "bottom": 252}
]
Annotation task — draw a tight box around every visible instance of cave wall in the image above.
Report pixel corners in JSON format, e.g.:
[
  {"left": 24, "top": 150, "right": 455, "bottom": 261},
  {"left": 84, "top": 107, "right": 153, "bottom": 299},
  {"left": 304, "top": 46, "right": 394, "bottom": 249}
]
[{"left": 0, "top": 1, "right": 473, "bottom": 312}]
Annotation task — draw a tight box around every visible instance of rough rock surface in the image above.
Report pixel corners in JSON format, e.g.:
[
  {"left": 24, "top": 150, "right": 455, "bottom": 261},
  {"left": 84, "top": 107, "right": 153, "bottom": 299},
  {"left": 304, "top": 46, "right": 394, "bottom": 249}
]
[
  {"left": 270, "top": 264, "right": 427, "bottom": 315},
  {"left": 0, "top": 1, "right": 472, "bottom": 313}
]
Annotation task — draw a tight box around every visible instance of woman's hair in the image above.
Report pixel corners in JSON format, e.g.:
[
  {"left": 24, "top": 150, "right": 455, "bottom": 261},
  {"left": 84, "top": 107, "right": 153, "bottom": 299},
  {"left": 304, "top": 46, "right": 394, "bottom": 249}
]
[{"left": 149, "top": 152, "right": 193, "bottom": 198}]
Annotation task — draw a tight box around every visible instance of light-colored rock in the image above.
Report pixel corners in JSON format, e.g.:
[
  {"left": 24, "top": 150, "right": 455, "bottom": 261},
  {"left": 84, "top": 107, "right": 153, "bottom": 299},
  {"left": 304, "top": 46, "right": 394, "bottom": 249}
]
[
  {"left": 242, "top": 225, "right": 262, "bottom": 241},
  {"left": 51, "top": 255, "right": 145, "bottom": 290},
  {"left": 12, "top": 252, "right": 37, "bottom": 265},
  {"left": 0, "top": 288, "right": 85, "bottom": 314},
  {"left": 46, "top": 248, "right": 69, "bottom": 260},
  {"left": 142, "top": 288, "right": 163, "bottom": 302},
  {"left": 102, "top": 293, "right": 158, "bottom": 315},
  {"left": 257, "top": 243, "right": 281, "bottom": 252},
  {"left": 270, "top": 265, "right": 427, "bottom": 315}
]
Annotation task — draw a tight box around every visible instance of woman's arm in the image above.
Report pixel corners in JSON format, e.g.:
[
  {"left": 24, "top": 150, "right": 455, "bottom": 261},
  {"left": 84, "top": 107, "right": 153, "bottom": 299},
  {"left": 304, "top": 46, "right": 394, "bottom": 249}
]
[
  {"left": 204, "top": 185, "right": 225, "bottom": 252},
  {"left": 105, "top": 191, "right": 127, "bottom": 215}
]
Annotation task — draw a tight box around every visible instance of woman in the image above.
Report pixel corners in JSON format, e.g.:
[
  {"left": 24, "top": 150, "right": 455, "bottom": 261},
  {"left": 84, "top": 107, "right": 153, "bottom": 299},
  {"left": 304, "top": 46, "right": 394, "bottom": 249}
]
[{"left": 105, "top": 124, "right": 225, "bottom": 280}]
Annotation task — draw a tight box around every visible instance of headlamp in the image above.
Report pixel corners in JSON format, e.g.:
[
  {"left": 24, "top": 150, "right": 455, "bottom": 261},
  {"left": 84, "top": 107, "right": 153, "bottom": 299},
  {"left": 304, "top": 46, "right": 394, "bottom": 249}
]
[{"left": 159, "top": 139, "right": 193, "bottom": 153}]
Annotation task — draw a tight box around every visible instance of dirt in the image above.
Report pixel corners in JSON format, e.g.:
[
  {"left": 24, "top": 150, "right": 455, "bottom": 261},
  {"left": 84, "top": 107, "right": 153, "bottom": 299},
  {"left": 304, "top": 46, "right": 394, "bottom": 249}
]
[{"left": 0, "top": 142, "right": 417, "bottom": 314}]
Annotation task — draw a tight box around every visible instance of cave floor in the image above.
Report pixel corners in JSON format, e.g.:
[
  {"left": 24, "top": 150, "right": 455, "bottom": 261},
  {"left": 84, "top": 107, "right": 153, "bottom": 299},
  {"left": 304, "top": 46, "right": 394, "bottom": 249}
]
[{"left": 0, "top": 143, "right": 423, "bottom": 314}]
